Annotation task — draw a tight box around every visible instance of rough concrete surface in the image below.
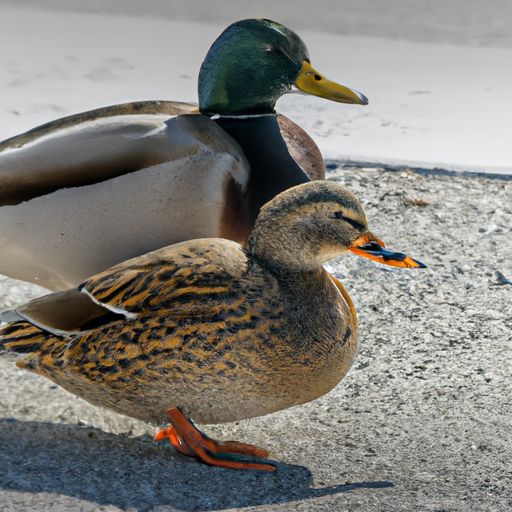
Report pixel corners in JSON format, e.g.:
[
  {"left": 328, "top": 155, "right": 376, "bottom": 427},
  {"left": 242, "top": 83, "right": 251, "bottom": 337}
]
[{"left": 0, "top": 167, "right": 511, "bottom": 511}]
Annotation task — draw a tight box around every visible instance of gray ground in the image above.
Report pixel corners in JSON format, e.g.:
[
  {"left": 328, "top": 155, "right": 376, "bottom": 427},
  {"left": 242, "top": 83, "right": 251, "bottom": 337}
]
[{"left": 0, "top": 166, "right": 511, "bottom": 511}]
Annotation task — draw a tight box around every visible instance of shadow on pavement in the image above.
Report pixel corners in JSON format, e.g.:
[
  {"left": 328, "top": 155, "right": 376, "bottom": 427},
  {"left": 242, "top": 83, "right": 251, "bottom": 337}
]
[{"left": 0, "top": 419, "right": 393, "bottom": 510}]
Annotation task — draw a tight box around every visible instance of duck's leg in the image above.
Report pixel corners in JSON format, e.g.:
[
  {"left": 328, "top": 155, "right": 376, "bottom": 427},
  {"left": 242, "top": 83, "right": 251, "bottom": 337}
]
[
  {"left": 155, "top": 408, "right": 275, "bottom": 472},
  {"left": 155, "top": 424, "right": 268, "bottom": 458},
  {"left": 154, "top": 425, "right": 195, "bottom": 456}
]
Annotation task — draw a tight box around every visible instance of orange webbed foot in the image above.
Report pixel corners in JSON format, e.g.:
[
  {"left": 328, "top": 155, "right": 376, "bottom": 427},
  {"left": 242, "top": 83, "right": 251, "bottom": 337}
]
[
  {"left": 154, "top": 426, "right": 195, "bottom": 456},
  {"left": 155, "top": 408, "right": 275, "bottom": 472}
]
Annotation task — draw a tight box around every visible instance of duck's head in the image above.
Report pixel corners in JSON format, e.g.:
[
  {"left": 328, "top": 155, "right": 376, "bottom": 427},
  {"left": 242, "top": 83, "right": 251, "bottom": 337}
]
[
  {"left": 249, "top": 181, "right": 426, "bottom": 271},
  {"left": 199, "top": 19, "right": 368, "bottom": 115}
]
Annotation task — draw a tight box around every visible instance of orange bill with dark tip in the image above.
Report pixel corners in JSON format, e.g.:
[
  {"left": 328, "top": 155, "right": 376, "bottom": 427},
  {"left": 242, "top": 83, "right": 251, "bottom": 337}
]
[{"left": 349, "top": 234, "right": 426, "bottom": 269}]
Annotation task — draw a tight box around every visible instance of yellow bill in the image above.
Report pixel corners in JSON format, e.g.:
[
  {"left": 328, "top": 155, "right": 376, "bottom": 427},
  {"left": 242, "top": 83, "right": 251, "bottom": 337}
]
[{"left": 295, "top": 61, "right": 368, "bottom": 105}]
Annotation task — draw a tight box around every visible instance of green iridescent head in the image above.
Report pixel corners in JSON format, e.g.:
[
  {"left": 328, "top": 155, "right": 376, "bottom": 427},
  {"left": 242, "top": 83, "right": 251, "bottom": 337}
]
[{"left": 198, "top": 19, "right": 368, "bottom": 116}]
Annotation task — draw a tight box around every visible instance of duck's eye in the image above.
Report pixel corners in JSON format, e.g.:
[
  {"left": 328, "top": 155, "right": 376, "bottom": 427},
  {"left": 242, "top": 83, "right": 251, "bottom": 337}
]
[
  {"left": 264, "top": 44, "right": 274, "bottom": 53},
  {"left": 332, "top": 211, "right": 365, "bottom": 230}
]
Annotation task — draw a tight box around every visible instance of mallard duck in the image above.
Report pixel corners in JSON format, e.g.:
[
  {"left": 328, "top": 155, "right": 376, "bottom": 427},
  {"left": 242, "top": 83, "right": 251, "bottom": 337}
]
[
  {"left": 0, "top": 18, "right": 368, "bottom": 290},
  {"left": 0, "top": 181, "right": 424, "bottom": 472}
]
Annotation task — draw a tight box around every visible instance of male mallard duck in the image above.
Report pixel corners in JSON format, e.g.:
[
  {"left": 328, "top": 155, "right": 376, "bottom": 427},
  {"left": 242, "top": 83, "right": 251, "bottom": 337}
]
[
  {"left": 0, "top": 19, "right": 368, "bottom": 290},
  {"left": 0, "top": 181, "right": 424, "bottom": 472}
]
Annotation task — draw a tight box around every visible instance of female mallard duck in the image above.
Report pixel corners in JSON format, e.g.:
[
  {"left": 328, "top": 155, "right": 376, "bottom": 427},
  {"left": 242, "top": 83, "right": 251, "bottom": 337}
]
[
  {"left": 0, "top": 18, "right": 367, "bottom": 290},
  {"left": 0, "top": 181, "right": 424, "bottom": 472}
]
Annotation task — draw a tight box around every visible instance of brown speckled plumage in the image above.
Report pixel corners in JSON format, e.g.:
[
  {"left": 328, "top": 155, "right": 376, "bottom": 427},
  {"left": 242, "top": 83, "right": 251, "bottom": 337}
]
[
  {"left": 0, "top": 181, "right": 425, "bottom": 470},
  {"left": 0, "top": 182, "right": 366, "bottom": 426},
  {"left": 2, "top": 239, "right": 355, "bottom": 425}
]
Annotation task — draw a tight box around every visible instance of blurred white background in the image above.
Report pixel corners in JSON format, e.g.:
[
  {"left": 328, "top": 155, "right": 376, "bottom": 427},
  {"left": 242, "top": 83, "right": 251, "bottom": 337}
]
[
  {"left": 5, "top": 0, "right": 512, "bottom": 46},
  {"left": 1, "top": 0, "right": 511, "bottom": 173}
]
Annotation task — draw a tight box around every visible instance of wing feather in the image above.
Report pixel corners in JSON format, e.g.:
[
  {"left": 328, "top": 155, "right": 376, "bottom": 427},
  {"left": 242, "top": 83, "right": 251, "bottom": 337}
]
[
  {"left": 0, "top": 101, "right": 199, "bottom": 206},
  {"left": 79, "top": 239, "right": 247, "bottom": 317}
]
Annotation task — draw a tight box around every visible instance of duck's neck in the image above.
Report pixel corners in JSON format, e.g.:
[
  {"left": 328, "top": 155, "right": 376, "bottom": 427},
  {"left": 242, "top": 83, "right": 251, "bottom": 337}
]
[
  {"left": 269, "top": 265, "right": 327, "bottom": 296},
  {"left": 265, "top": 264, "right": 350, "bottom": 350},
  {"left": 213, "top": 115, "right": 310, "bottom": 221}
]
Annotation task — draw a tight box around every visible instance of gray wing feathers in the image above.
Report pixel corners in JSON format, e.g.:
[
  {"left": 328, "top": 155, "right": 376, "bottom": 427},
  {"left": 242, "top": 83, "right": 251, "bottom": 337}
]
[
  {"left": 0, "top": 101, "right": 199, "bottom": 206},
  {"left": 0, "top": 100, "right": 250, "bottom": 289}
]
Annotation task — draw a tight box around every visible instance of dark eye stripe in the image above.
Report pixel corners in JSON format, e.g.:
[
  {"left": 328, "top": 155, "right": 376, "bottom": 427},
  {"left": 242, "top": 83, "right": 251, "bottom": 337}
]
[
  {"left": 333, "top": 211, "right": 365, "bottom": 231},
  {"left": 345, "top": 217, "right": 366, "bottom": 231}
]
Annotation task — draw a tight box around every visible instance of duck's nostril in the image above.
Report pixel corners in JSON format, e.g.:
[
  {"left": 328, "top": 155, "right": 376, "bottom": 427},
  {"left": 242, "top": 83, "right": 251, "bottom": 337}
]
[{"left": 314, "top": 74, "right": 322, "bottom": 81}]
